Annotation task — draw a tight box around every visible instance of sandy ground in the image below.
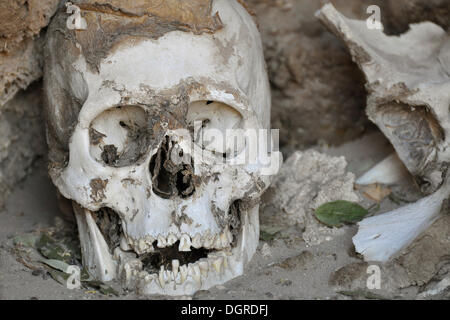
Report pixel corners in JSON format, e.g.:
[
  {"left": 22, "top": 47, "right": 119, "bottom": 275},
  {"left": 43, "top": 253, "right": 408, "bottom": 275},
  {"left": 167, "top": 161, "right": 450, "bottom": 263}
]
[{"left": 0, "top": 132, "right": 424, "bottom": 300}]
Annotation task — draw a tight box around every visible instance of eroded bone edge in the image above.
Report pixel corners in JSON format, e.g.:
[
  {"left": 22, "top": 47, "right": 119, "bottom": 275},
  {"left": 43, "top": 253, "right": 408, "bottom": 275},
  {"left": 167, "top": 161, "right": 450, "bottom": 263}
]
[
  {"left": 73, "top": 203, "right": 117, "bottom": 281},
  {"left": 356, "top": 153, "right": 410, "bottom": 185}
]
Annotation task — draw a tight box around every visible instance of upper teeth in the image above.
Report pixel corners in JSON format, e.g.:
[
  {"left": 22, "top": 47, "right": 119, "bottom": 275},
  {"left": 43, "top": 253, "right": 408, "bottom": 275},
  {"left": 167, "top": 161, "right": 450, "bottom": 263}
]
[
  {"left": 203, "top": 233, "right": 214, "bottom": 248},
  {"left": 167, "top": 233, "right": 177, "bottom": 246},
  {"left": 120, "top": 236, "right": 131, "bottom": 251},
  {"left": 157, "top": 235, "right": 167, "bottom": 248},
  {"left": 179, "top": 234, "right": 191, "bottom": 252},
  {"left": 130, "top": 230, "right": 233, "bottom": 254},
  {"left": 192, "top": 234, "right": 202, "bottom": 249}
]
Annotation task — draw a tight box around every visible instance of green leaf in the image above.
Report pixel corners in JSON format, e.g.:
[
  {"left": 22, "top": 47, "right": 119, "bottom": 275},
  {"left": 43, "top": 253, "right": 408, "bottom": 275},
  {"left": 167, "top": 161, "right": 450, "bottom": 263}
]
[
  {"left": 83, "top": 281, "right": 119, "bottom": 297},
  {"left": 40, "top": 258, "right": 72, "bottom": 273},
  {"left": 314, "top": 200, "right": 369, "bottom": 227},
  {"left": 260, "top": 225, "right": 284, "bottom": 235},
  {"left": 13, "top": 234, "right": 39, "bottom": 247},
  {"left": 259, "top": 225, "right": 284, "bottom": 241},
  {"left": 36, "top": 234, "right": 76, "bottom": 263},
  {"left": 47, "top": 269, "right": 71, "bottom": 286},
  {"left": 99, "top": 285, "right": 119, "bottom": 297}
]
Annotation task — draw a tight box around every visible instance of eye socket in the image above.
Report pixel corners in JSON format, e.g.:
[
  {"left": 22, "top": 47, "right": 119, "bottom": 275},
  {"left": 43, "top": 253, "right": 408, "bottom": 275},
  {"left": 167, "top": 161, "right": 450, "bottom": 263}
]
[
  {"left": 187, "top": 100, "right": 245, "bottom": 157},
  {"left": 89, "top": 105, "right": 150, "bottom": 167}
]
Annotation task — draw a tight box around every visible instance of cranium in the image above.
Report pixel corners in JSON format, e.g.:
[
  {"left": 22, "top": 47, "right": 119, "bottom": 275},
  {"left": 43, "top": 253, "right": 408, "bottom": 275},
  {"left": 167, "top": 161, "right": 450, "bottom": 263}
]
[
  {"left": 318, "top": 4, "right": 450, "bottom": 262},
  {"left": 43, "top": 0, "right": 278, "bottom": 295}
]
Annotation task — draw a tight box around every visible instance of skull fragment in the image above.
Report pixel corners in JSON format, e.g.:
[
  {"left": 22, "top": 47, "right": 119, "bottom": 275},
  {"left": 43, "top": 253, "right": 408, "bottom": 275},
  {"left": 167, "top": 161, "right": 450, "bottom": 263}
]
[
  {"left": 318, "top": 4, "right": 450, "bottom": 262},
  {"left": 43, "top": 0, "right": 277, "bottom": 295}
]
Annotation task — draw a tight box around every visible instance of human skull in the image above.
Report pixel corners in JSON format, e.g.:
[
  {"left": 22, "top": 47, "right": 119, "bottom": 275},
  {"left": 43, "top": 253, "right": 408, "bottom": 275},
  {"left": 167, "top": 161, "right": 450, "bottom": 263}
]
[{"left": 43, "top": 0, "right": 278, "bottom": 295}]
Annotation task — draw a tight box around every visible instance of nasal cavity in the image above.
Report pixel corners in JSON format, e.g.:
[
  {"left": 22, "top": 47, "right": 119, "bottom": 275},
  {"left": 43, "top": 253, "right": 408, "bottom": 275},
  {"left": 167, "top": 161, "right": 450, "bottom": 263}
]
[{"left": 149, "top": 136, "right": 196, "bottom": 199}]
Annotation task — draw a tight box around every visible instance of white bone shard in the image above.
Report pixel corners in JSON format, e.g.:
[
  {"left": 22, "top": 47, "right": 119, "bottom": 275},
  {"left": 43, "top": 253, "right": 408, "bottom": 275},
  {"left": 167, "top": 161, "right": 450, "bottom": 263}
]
[
  {"left": 353, "top": 184, "right": 448, "bottom": 262},
  {"left": 73, "top": 204, "right": 117, "bottom": 281},
  {"left": 356, "top": 153, "right": 410, "bottom": 185}
]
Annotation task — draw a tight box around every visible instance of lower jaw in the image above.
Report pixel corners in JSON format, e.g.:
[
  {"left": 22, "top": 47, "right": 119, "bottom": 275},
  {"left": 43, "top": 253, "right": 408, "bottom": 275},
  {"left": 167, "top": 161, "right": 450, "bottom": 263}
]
[
  {"left": 135, "top": 248, "right": 244, "bottom": 296},
  {"left": 72, "top": 202, "right": 259, "bottom": 296}
]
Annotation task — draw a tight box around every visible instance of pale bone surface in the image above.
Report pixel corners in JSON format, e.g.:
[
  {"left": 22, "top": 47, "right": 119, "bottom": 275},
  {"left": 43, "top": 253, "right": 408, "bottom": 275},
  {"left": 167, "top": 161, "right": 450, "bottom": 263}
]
[
  {"left": 318, "top": 4, "right": 450, "bottom": 262},
  {"left": 43, "top": 0, "right": 278, "bottom": 296},
  {"left": 318, "top": 3, "right": 450, "bottom": 195}
]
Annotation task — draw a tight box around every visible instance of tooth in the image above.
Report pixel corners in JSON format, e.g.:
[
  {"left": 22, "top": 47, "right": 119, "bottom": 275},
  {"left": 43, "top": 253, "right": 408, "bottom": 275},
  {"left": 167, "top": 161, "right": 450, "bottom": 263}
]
[
  {"left": 179, "top": 234, "right": 191, "bottom": 252},
  {"left": 172, "top": 259, "right": 180, "bottom": 279},
  {"left": 125, "top": 259, "right": 143, "bottom": 271},
  {"left": 167, "top": 233, "right": 177, "bottom": 246},
  {"left": 203, "top": 233, "right": 213, "bottom": 248},
  {"left": 218, "top": 251, "right": 232, "bottom": 266},
  {"left": 120, "top": 236, "right": 131, "bottom": 251},
  {"left": 207, "top": 252, "right": 218, "bottom": 259},
  {"left": 187, "top": 264, "right": 201, "bottom": 284},
  {"left": 192, "top": 264, "right": 201, "bottom": 284},
  {"left": 211, "top": 257, "right": 223, "bottom": 274},
  {"left": 222, "top": 257, "right": 229, "bottom": 270},
  {"left": 144, "top": 274, "right": 156, "bottom": 283},
  {"left": 157, "top": 235, "right": 167, "bottom": 248},
  {"left": 159, "top": 266, "right": 166, "bottom": 288},
  {"left": 220, "top": 233, "right": 228, "bottom": 248},
  {"left": 138, "top": 238, "right": 148, "bottom": 253},
  {"left": 192, "top": 233, "right": 202, "bottom": 249},
  {"left": 213, "top": 234, "right": 222, "bottom": 249},
  {"left": 199, "top": 261, "right": 209, "bottom": 276},
  {"left": 123, "top": 259, "right": 142, "bottom": 282},
  {"left": 145, "top": 236, "right": 155, "bottom": 251},
  {"left": 180, "top": 265, "right": 188, "bottom": 283}
]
